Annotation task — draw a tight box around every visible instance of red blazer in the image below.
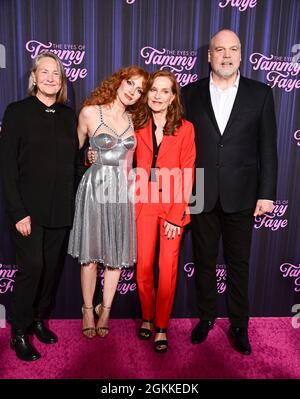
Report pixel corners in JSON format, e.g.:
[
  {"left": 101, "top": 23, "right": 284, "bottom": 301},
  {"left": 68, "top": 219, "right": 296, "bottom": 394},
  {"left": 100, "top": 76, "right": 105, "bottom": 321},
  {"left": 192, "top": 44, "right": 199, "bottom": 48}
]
[{"left": 135, "top": 119, "right": 196, "bottom": 227}]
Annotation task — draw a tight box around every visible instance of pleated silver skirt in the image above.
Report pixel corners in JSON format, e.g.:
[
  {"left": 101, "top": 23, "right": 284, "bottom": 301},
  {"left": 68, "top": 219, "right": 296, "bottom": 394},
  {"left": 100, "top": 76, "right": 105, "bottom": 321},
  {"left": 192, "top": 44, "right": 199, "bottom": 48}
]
[{"left": 68, "top": 162, "right": 136, "bottom": 268}]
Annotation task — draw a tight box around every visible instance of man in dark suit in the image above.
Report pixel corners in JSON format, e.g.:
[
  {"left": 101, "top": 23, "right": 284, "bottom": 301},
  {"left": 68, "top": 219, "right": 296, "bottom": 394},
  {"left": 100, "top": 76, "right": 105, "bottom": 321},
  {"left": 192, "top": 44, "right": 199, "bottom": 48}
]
[{"left": 181, "top": 29, "right": 278, "bottom": 355}]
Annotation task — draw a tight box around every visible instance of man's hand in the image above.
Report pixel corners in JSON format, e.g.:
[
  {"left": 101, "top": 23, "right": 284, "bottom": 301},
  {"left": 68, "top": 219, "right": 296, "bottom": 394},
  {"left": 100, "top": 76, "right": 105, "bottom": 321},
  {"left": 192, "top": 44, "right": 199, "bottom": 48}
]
[
  {"left": 253, "top": 200, "right": 274, "bottom": 217},
  {"left": 16, "top": 216, "right": 31, "bottom": 236}
]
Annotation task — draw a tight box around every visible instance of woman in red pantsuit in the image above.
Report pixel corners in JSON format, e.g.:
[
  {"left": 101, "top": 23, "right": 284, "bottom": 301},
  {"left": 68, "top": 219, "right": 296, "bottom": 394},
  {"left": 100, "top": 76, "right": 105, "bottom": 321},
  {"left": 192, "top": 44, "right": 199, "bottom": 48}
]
[{"left": 134, "top": 70, "right": 196, "bottom": 353}]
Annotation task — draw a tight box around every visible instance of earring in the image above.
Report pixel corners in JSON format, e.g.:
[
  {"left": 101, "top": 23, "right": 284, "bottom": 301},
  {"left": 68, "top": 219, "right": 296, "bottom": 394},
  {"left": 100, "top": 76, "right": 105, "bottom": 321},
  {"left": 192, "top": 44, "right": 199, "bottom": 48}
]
[{"left": 33, "top": 82, "right": 36, "bottom": 86}]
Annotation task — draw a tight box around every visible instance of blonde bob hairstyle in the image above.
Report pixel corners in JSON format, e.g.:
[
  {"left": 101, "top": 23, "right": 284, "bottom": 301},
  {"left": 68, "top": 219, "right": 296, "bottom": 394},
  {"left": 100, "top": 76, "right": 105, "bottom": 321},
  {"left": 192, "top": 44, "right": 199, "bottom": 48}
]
[{"left": 28, "top": 51, "right": 68, "bottom": 104}]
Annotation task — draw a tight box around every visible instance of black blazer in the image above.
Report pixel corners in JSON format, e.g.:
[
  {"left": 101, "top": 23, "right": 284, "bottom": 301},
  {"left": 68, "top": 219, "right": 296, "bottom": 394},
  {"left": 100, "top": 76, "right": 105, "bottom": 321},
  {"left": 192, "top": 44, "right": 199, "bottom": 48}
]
[
  {"left": 181, "top": 76, "right": 278, "bottom": 213},
  {"left": 0, "top": 96, "right": 78, "bottom": 227}
]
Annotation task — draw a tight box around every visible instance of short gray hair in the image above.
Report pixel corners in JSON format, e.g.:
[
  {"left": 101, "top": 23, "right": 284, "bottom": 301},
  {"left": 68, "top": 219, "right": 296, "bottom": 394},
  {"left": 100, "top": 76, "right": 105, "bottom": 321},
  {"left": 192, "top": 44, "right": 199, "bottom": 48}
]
[{"left": 28, "top": 51, "right": 67, "bottom": 103}]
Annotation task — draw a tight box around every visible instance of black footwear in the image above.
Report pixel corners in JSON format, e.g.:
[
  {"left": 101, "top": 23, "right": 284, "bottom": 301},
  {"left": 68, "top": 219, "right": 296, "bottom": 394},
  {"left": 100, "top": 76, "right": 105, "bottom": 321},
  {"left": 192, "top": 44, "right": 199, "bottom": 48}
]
[
  {"left": 154, "top": 328, "right": 168, "bottom": 353},
  {"left": 228, "top": 326, "right": 252, "bottom": 355},
  {"left": 138, "top": 319, "right": 153, "bottom": 340},
  {"left": 191, "top": 320, "right": 214, "bottom": 344},
  {"left": 10, "top": 331, "right": 41, "bottom": 361},
  {"left": 30, "top": 320, "right": 58, "bottom": 344}
]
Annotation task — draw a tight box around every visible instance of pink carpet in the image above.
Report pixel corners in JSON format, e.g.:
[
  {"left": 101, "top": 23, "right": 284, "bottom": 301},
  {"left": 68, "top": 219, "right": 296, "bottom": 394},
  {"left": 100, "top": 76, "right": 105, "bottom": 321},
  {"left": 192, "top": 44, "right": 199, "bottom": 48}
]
[{"left": 0, "top": 318, "right": 299, "bottom": 379}]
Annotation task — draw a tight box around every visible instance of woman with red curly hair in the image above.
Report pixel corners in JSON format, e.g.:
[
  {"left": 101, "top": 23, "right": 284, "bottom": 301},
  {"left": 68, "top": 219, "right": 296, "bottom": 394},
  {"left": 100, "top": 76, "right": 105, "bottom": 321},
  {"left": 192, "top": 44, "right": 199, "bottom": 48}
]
[{"left": 68, "top": 66, "right": 149, "bottom": 338}]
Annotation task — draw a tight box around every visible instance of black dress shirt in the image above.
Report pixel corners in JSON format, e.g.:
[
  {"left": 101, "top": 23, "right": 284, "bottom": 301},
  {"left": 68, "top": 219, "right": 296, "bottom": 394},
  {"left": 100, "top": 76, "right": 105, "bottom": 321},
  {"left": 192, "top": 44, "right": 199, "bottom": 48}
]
[{"left": 150, "top": 119, "right": 161, "bottom": 182}]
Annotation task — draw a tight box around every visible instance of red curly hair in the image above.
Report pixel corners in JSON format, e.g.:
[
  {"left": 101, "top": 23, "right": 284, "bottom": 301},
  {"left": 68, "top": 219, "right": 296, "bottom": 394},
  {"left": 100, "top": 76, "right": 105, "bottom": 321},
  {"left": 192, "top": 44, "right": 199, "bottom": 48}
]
[
  {"left": 83, "top": 65, "right": 149, "bottom": 117},
  {"left": 134, "top": 70, "right": 183, "bottom": 135}
]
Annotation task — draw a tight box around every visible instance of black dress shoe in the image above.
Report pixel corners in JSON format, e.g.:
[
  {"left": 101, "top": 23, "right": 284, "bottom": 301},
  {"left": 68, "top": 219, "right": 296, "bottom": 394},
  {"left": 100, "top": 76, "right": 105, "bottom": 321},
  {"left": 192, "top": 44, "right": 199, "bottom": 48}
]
[
  {"left": 228, "top": 326, "right": 251, "bottom": 355},
  {"left": 191, "top": 320, "right": 214, "bottom": 344},
  {"left": 30, "top": 320, "right": 58, "bottom": 344},
  {"left": 10, "top": 332, "right": 41, "bottom": 361}
]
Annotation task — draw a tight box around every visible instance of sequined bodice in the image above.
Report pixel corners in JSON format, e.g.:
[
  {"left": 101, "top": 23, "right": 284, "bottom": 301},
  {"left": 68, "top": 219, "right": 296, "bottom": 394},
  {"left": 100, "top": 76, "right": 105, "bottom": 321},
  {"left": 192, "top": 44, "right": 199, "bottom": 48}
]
[
  {"left": 90, "top": 133, "right": 136, "bottom": 166},
  {"left": 89, "top": 106, "right": 136, "bottom": 167}
]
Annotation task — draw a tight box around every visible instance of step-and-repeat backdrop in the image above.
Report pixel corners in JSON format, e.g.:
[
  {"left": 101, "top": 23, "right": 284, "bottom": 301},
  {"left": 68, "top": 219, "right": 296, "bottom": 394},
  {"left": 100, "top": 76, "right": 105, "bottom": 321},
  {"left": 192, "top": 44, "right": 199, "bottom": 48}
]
[{"left": 0, "top": 0, "right": 299, "bottom": 319}]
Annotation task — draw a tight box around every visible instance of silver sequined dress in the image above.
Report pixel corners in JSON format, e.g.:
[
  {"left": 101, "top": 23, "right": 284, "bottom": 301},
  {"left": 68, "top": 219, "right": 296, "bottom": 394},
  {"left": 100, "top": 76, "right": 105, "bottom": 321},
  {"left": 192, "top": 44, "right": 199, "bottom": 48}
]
[{"left": 68, "top": 106, "right": 136, "bottom": 268}]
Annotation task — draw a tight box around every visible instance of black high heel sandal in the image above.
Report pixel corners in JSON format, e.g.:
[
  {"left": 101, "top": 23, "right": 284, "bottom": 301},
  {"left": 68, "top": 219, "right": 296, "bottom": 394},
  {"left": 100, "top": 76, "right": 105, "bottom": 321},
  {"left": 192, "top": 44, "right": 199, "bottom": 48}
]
[
  {"left": 95, "top": 303, "right": 111, "bottom": 338},
  {"left": 81, "top": 305, "right": 96, "bottom": 339},
  {"left": 154, "top": 327, "right": 168, "bottom": 353},
  {"left": 138, "top": 319, "right": 153, "bottom": 340}
]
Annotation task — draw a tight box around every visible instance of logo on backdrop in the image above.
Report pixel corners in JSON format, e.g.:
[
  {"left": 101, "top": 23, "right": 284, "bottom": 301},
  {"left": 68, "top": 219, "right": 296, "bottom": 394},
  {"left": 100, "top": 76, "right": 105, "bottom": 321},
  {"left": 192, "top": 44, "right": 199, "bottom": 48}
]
[
  {"left": 0, "top": 263, "right": 18, "bottom": 294},
  {"left": 280, "top": 263, "right": 300, "bottom": 292},
  {"left": 126, "top": 0, "right": 136, "bottom": 3},
  {"left": 254, "top": 200, "right": 288, "bottom": 231},
  {"left": 25, "top": 40, "right": 87, "bottom": 82},
  {"left": 97, "top": 268, "right": 136, "bottom": 295},
  {"left": 140, "top": 46, "right": 198, "bottom": 86},
  {"left": 0, "top": 43, "right": 6, "bottom": 69},
  {"left": 184, "top": 262, "right": 226, "bottom": 294},
  {"left": 249, "top": 53, "right": 300, "bottom": 92},
  {"left": 294, "top": 130, "right": 300, "bottom": 146},
  {"left": 219, "top": 0, "right": 257, "bottom": 12}
]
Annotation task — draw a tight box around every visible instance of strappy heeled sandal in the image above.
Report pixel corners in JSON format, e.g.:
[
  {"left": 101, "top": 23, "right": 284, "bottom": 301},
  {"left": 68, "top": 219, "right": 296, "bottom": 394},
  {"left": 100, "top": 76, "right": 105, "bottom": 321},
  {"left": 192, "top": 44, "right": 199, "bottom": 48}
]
[
  {"left": 137, "top": 319, "right": 153, "bottom": 340},
  {"left": 95, "top": 303, "right": 111, "bottom": 338},
  {"left": 81, "top": 305, "right": 96, "bottom": 338},
  {"left": 154, "top": 327, "right": 168, "bottom": 353}
]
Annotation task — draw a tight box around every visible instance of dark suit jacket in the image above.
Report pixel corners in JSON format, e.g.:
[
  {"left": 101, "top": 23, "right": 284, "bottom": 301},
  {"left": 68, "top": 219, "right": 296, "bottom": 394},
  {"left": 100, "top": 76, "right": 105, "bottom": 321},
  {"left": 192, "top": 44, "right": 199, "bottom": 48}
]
[
  {"left": 0, "top": 96, "right": 78, "bottom": 227},
  {"left": 181, "top": 76, "right": 278, "bottom": 213}
]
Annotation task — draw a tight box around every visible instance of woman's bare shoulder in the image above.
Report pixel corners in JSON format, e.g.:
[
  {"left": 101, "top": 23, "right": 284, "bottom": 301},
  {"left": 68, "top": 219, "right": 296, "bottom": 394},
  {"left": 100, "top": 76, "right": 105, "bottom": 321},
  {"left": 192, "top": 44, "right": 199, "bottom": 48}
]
[{"left": 80, "top": 105, "right": 99, "bottom": 118}]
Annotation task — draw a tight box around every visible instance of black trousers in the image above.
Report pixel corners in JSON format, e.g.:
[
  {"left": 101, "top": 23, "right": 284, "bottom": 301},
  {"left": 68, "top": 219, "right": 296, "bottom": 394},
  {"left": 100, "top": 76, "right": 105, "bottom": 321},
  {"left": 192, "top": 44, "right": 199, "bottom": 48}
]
[
  {"left": 10, "top": 223, "right": 69, "bottom": 330},
  {"left": 191, "top": 201, "right": 254, "bottom": 328}
]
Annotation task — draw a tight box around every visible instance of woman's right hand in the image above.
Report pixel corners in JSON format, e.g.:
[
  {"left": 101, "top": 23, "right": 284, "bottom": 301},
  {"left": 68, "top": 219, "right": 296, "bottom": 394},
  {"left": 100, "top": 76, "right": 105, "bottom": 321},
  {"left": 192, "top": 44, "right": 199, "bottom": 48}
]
[
  {"left": 87, "top": 147, "right": 97, "bottom": 164},
  {"left": 16, "top": 216, "right": 31, "bottom": 236},
  {"left": 163, "top": 220, "right": 181, "bottom": 240}
]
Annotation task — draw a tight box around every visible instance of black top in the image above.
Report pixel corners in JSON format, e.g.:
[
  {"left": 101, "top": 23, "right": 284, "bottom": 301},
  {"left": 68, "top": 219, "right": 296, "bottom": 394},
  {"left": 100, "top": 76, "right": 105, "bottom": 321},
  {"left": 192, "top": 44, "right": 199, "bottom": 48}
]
[
  {"left": 0, "top": 96, "right": 78, "bottom": 227},
  {"left": 149, "top": 119, "right": 161, "bottom": 182}
]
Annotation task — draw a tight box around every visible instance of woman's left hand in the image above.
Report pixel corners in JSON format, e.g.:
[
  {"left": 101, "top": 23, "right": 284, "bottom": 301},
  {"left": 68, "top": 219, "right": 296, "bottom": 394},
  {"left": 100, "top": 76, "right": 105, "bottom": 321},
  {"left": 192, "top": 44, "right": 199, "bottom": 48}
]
[{"left": 163, "top": 221, "right": 181, "bottom": 240}]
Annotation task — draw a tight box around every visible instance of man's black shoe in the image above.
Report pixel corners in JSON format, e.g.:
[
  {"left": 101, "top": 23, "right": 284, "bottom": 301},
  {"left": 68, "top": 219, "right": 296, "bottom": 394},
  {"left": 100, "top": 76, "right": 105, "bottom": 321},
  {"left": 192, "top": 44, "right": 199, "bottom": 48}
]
[
  {"left": 191, "top": 320, "right": 214, "bottom": 344},
  {"left": 228, "top": 326, "right": 251, "bottom": 355},
  {"left": 30, "top": 320, "right": 58, "bottom": 344},
  {"left": 10, "top": 331, "right": 41, "bottom": 361}
]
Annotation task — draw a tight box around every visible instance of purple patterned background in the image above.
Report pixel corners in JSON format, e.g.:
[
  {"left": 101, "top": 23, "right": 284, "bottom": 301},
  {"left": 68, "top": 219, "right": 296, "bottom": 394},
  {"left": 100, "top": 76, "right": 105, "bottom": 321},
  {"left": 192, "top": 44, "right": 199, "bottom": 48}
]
[{"left": 0, "top": 0, "right": 299, "bottom": 319}]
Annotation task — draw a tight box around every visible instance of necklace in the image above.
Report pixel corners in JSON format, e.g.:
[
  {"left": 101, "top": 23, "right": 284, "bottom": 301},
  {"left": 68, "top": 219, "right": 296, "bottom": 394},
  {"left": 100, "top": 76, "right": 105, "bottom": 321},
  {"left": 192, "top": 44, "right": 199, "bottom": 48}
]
[{"left": 45, "top": 108, "right": 56, "bottom": 113}]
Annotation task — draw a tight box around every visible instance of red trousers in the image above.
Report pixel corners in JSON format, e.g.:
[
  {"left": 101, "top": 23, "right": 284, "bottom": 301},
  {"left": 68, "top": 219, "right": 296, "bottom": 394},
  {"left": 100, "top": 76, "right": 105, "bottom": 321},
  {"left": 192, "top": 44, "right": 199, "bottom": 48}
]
[{"left": 136, "top": 202, "right": 183, "bottom": 329}]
